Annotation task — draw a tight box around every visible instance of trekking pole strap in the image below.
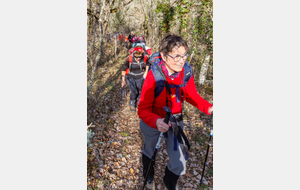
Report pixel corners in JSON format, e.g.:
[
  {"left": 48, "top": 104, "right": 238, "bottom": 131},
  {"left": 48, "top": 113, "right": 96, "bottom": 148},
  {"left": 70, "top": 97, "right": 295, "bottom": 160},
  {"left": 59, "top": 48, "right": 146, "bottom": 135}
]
[{"left": 171, "top": 114, "right": 191, "bottom": 150}]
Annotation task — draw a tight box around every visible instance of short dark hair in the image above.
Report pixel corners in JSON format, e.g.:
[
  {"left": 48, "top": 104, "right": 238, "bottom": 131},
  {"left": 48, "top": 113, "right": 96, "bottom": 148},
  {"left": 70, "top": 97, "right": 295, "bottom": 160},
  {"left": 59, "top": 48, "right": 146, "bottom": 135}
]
[{"left": 159, "top": 34, "right": 188, "bottom": 57}]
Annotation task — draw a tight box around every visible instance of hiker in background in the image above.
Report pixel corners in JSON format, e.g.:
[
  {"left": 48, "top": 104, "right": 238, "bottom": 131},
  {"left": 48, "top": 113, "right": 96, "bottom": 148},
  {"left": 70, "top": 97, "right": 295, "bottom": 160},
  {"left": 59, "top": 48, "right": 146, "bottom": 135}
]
[
  {"left": 128, "top": 31, "right": 135, "bottom": 49},
  {"left": 113, "top": 32, "right": 118, "bottom": 42},
  {"left": 145, "top": 46, "right": 152, "bottom": 56},
  {"left": 138, "top": 34, "right": 213, "bottom": 190},
  {"left": 105, "top": 33, "right": 108, "bottom": 41},
  {"left": 118, "top": 33, "right": 124, "bottom": 46},
  {"left": 132, "top": 34, "right": 146, "bottom": 48},
  {"left": 121, "top": 46, "right": 150, "bottom": 112},
  {"left": 125, "top": 35, "right": 129, "bottom": 50},
  {"left": 131, "top": 34, "right": 152, "bottom": 58},
  {"left": 107, "top": 33, "right": 110, "bottom": 42}
]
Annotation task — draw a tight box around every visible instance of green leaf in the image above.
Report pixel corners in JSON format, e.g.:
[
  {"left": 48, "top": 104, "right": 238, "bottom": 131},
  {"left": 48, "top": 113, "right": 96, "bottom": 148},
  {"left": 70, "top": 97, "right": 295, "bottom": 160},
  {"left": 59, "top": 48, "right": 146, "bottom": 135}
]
[{"left": 183, "top": 8, "right": 189, "bottom": 13}]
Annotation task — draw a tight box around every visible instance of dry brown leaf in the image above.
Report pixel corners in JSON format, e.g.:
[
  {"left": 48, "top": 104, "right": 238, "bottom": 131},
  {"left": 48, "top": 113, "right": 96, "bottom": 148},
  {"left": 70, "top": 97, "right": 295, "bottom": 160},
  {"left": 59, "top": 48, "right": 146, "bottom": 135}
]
[
  {"left": 129, "top": 168, "right": 134, "bottom": 174},
  {"left": 186, "top": 172, "right": 192, "bottom": 178}
]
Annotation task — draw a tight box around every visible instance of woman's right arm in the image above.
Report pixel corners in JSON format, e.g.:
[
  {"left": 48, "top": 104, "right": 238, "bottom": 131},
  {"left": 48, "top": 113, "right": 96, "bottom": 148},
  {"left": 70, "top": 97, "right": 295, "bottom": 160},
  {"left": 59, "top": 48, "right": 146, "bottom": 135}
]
[{"left": 137, "top": 71, "right": 161, "bottom": 129}]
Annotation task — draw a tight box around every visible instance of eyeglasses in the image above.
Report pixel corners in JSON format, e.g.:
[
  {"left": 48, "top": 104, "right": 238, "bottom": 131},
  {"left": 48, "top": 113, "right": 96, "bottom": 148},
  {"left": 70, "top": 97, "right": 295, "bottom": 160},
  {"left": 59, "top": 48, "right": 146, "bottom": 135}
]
[
  {"left": 166, "top": 53, "right": 190, "bottom": 62},
  {"left": 134, "top": 55, "right": 143, "bottom": 59}
]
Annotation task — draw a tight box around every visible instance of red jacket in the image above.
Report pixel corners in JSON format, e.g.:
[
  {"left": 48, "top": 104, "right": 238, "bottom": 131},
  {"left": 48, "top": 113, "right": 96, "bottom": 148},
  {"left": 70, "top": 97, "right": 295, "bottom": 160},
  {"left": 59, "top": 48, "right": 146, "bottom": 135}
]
[
  {"left": 118, "top": 34, "right": 123, "bottom": 41},
  {"left": 138, "top": 65, "right": 212, "bottom": 129}
]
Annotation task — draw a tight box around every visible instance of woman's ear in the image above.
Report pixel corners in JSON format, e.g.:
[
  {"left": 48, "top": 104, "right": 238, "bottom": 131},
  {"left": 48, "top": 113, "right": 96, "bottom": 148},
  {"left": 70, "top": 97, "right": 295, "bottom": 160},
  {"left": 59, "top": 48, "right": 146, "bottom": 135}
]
[{"left": 160, "top": 52, "right": 167, "bottom": 62}]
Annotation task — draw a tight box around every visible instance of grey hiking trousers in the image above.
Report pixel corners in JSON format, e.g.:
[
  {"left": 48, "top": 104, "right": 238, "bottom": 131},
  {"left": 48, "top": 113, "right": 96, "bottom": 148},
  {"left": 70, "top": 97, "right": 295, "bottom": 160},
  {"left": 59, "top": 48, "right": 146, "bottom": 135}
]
[
  {"left": 140, "top": 119, "right": 188, "bottom": 176},
  {"left": 126, "top": 75, "right": 144, "bottom": 105}
]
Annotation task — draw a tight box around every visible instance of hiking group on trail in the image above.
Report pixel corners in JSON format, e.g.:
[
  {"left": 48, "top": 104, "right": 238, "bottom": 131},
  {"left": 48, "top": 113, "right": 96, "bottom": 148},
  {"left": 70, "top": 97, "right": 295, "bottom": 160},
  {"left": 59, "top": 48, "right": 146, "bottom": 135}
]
[
  {"left": 120, "top": 33, "right": 213, "bottom": 190},
  {"left": 128, "top": 31, "right": 135, "bottom": 49},
  {"left": 121, "top": 31, "right": 153, "bottom": 112}
]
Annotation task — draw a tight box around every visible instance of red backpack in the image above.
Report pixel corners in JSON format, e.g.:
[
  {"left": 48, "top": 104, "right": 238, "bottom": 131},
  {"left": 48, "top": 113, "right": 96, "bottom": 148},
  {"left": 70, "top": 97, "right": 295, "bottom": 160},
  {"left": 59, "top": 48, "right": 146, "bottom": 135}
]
[{"left": 125, "top": 47, "right": 148, "bottom": 75}]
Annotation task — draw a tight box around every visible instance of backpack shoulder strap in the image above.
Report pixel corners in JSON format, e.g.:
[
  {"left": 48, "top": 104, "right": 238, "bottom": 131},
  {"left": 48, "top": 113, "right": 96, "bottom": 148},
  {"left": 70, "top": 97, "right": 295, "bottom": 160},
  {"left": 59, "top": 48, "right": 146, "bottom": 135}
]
[
  {"left": 150, "top": 60, "right": 172, "bottom": 101},
  {"left": 129, "top": 54, "right": 132, "bottom": 63},
  {"left": 128, "top": 54, "right": 133, "bottom": 73},
  {"left": 150, "top": 60, "right": 164, "bottom": 98},
  {"left": 183, "top": 61, "right": 193, "bottom": 86},
  {"left": 150, "top": 52, "right": 162, "bottom": 63},
  {"left": 143, "top": 54, "right": 148, "bottom": 66}
]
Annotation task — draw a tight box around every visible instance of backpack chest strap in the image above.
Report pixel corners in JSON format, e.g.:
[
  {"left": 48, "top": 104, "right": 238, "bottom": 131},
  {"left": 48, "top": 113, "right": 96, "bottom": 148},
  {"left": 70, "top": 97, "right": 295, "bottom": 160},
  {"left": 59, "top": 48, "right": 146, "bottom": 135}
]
[
  {"left": 129, "top": 54, "right": 146, "bottom": 73},
  {"left": 168, "top": 84, "right": 184, "bottom": 103}
]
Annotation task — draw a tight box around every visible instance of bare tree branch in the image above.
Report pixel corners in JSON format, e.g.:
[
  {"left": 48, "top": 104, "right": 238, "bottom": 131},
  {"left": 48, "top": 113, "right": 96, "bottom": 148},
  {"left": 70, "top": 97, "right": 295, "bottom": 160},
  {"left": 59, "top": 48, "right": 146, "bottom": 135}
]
[
  {"left": 87, "top": 8, "right": 99, "bottom": 19},
  {"left": 87, "top": 0, "right": 106, "bottom": 96},
  {"left": 110, "top": 0, "right": 133, "bottom": 13}
]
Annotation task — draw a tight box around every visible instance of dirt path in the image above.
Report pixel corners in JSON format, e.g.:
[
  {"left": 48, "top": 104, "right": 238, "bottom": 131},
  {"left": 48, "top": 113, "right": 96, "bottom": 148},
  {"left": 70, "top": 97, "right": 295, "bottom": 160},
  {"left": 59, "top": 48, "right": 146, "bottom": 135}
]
[{"left": 87, "top": 51, "right": 213, "bottom": 190}]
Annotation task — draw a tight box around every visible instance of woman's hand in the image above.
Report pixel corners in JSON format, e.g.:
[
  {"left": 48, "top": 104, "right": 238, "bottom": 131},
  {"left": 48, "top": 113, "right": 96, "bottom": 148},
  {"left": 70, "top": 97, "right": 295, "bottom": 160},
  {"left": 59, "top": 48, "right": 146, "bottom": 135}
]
[
  {"left": 121, "top": 71, "right": 126, "bottom": 87},
  {"left": 208, "top": 106, "right": 213, "bottom": 114},
  {"left": 156, "top": 118, "right": 172, "bottom": 133},
  {"left": 121, "top": 79, "right": 126, "bottom": 87},
  {"left": 143, "top": 73, "right": 147, "bottom": 79}
]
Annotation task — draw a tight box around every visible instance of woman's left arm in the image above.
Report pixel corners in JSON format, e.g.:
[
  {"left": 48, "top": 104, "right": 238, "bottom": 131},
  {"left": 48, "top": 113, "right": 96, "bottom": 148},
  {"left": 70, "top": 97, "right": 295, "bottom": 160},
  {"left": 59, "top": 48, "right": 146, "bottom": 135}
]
[
  {"left": 143, "top": 57, "right": 151, "bottom": 78},
  {"left": 143, "top": 66, "right": 149, "bottom": 79},
  {"left": 184, "top": 75, "right": 213, "bottom": 115}
]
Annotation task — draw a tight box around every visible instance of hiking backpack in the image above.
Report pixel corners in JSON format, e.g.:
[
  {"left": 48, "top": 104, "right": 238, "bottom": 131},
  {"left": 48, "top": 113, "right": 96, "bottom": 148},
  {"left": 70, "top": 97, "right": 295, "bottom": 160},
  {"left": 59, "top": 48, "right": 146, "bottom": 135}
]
[
  {"left": 149, "top": 52, "right": 193, "bottom": 103},
  {"left": 132, "top": 35, "right": 146, "bottom": 48},
  {"left": 145, "top": 46, "right": 152, "bottom": 56},
  {"left": 125, "top": 48, "right": 148, "bottom": 75}
]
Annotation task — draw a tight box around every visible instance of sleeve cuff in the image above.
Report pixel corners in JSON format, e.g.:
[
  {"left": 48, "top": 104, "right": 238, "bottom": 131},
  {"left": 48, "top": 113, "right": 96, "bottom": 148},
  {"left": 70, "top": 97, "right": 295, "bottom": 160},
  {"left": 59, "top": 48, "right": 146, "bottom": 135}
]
[{"left": 153, "top": 116, "right": 160, "bottom": 129}]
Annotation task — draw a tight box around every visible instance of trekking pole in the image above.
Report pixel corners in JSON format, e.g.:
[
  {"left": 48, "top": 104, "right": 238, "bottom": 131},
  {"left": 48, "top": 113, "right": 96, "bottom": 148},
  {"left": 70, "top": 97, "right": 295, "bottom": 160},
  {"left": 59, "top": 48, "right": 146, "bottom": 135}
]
[
  {"left": 200, "top": 115, "right": 213, "bottom": 185},
  {"left": 142, "top": 106, "right": 172, "bottom": 190},
  {"left": 122, "top": 86, "right": 126, "bottom": 104}
]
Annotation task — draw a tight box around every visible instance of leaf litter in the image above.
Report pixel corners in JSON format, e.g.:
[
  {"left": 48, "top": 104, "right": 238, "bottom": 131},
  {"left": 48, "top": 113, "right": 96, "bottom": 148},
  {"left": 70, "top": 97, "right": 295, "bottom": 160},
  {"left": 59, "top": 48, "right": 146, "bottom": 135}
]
[{"left": 87, "top": 54, "right": 213, "bottom": 190}]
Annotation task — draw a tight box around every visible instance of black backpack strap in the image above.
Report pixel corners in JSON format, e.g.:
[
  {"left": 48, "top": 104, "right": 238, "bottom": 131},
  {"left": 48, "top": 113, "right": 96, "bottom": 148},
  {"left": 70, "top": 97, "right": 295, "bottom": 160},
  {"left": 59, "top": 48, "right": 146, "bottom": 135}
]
[
  {"left": 180, "top": 62, "right": 193, "bottom": 115},
  {"left": 171, "top": 114, "right": 191, "bottom": 151},
  {"left": 156, "top": 65, "right": 172, "bottom": 108},
  {"left": 183, "top": 61, "right": 193, "bottom": 85}
]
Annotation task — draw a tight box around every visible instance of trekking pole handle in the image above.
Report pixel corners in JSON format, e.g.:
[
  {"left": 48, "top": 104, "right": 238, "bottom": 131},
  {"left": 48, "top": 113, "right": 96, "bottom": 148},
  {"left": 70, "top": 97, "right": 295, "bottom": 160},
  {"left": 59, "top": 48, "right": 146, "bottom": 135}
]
[
  {"left": 163, "top": 106, "right": 171, "bottom": 124},
  {"left": 163, "top": 112, "right": 170, "bottom": 124},
  {"left": 154, "top": 107, "right": 172, "bottom": 149}
]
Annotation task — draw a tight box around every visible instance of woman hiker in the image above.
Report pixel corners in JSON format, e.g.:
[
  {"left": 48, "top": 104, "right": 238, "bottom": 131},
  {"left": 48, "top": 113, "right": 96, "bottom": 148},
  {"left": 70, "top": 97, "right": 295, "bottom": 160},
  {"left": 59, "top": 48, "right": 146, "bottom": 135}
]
[
  {"left": 128, "top": 31, "right": 135, "bottom": 49},
  {"left": 138, "top": 34, "right": 213, "bottom": 190},
  {"left": 121, "top": 46, "right": 150, "bottom": 112},
  {"left": 125, "top": 35, "right": 129, "bottom": 50}
]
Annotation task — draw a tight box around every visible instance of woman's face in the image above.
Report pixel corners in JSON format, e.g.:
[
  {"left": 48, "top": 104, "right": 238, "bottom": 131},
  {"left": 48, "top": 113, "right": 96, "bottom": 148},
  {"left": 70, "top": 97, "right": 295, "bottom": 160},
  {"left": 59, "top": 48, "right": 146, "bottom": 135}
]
[{"left": 161, "top": 46, "right": 187, "bottom": 73}]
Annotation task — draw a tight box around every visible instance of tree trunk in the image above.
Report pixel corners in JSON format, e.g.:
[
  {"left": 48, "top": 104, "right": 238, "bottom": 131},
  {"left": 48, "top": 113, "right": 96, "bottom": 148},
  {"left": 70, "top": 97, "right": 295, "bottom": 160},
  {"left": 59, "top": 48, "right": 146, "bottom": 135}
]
[
  {"left": 199, "top": 54, "right": 210, "bottom": 85},
  {"left": 87, "top": 1, "right": 106, "bottom": 97},
  {"left": 115, "top": 37, "right": 117, "bottom": 56},
  {"left": 189, "top": 50, "right": 194, "bottom": 63}
]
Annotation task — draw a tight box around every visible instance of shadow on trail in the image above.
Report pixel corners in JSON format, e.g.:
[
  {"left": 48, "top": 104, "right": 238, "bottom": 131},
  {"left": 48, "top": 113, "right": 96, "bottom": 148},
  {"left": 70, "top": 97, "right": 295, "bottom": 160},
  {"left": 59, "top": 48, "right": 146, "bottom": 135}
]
[
  {"left": 87, "top": 51, "right": 130, "bottom": 136},
  {"left": 87, "top": 46, "right": 145, "bottom": 189},
  {"left": 87, "top": 33, "right": 133, "bottom": 134}
]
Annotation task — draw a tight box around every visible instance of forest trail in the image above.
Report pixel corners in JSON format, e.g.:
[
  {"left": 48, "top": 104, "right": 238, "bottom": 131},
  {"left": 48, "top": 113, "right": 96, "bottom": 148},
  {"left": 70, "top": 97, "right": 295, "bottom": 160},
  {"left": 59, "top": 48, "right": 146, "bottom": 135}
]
[{"left": 87, "top": 48, "right": 213, "bottom": 190}]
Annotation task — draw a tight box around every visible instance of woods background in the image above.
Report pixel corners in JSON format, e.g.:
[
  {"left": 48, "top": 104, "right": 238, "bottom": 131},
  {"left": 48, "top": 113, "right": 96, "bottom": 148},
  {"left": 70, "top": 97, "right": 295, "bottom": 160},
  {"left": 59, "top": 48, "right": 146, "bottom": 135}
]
[
  {"left": 87, "top": 0, "right": 213, "bottom": 97},
  {"left": 87, "top": 0, "right": 213, "bottom": 189}
]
